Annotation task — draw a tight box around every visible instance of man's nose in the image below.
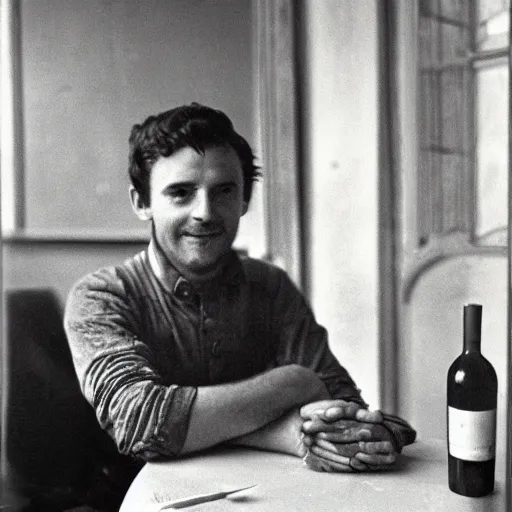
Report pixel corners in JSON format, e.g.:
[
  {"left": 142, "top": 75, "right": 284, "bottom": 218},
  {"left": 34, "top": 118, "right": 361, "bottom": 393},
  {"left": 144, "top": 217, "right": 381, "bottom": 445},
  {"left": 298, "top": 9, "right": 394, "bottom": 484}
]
[{"left": 192, "top": 191, "right": 214, "bottom": 221}]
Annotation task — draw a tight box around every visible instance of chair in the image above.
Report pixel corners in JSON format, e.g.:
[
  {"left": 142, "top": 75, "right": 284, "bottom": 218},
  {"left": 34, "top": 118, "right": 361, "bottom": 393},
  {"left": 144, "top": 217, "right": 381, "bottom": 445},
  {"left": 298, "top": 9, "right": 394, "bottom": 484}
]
[{"left": 2, "top": 289, "right": 141, "bottom": 511}]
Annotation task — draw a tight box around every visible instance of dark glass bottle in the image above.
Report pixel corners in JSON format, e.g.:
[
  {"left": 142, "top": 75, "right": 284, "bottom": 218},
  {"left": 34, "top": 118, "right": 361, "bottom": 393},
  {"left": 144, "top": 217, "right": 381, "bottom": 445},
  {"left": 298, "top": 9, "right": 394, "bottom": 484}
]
[{"left": 447, "top": 304, "right": 498, "bottom": 497}]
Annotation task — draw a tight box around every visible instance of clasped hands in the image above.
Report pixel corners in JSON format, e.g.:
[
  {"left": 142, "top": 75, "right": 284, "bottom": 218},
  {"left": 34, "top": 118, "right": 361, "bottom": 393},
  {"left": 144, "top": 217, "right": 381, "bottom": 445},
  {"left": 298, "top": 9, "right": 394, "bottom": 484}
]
[{"left": 300, "top": 400, "right": 397, "bottom": 472}]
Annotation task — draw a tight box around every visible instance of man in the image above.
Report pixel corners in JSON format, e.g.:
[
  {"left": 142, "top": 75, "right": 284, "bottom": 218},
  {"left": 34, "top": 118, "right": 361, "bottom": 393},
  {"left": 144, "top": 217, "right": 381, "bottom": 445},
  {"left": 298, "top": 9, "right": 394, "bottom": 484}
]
[{"left": 64, "top": 103, "right": 415, "bottom": 481}]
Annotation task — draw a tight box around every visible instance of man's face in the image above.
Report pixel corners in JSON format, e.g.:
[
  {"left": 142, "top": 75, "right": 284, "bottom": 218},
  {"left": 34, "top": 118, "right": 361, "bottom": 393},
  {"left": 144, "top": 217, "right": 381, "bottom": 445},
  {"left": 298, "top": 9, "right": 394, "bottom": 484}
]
[{"left": 133, "top": 144, "right": 248, "bottom": 281}]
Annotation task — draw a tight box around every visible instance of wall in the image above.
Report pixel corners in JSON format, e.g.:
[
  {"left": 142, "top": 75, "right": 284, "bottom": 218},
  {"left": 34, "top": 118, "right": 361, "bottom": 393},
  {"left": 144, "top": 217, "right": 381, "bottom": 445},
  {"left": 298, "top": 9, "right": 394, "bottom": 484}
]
[
  {"left": 2, "top": 242, "right": 146, "bottom": 307},
  {"left": 399, "top": 254, "right": 508, "bottom": 471},
  {"left": 3, "top": 0, "right": 261, "bottom": 305},
  {"left": 18, "top": 0, "right": 256, "bottom": 237},
  {"left": 298, "top": 0, "right": 381, "bottom": 409}
]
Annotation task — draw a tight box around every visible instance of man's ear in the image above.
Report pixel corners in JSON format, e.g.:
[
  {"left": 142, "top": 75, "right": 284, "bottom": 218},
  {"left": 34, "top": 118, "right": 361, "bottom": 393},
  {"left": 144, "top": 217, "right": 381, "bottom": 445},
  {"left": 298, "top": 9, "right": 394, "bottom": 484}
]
[{"left": 129, "top": 186, "right": 152, "bottom": 221}]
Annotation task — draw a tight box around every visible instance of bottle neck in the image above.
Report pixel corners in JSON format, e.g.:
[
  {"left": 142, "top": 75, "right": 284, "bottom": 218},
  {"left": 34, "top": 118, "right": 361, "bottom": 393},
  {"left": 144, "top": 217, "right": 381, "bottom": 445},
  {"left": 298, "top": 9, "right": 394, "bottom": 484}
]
[
  {"left": 464, "top": 336, "right": 481, "bottom": 353},
  {"left": 463, "top": 304, "right": 482, "bottom": 353}
]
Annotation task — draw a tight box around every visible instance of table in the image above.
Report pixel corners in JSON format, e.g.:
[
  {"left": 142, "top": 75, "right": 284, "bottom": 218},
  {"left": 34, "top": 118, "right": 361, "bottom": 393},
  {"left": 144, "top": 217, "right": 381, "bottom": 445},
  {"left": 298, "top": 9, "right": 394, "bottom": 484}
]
[{"left": 120, "top": 440, "right": 506, "bottom": 512}]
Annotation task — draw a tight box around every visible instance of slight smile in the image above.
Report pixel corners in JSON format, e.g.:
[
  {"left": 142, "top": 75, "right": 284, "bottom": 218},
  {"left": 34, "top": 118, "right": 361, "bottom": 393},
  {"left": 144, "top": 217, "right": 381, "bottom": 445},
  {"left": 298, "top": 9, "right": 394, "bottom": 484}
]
[{"left": 182, "top": 232, "right": 223, "bottom": 239}]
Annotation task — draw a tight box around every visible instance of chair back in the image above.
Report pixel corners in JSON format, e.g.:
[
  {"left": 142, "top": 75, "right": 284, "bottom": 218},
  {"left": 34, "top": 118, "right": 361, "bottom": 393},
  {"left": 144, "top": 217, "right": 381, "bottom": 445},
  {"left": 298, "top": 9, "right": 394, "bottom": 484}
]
[{"left": 2, "top": 288, "right": 98, "bottom": 495}]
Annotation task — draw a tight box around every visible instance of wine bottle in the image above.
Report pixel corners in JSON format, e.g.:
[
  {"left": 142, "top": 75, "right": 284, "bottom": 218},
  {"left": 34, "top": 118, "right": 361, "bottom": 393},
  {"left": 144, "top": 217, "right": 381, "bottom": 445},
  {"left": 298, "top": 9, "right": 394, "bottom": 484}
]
[{"left": 447, "top": 304, "right": 498, "bottom": 497}]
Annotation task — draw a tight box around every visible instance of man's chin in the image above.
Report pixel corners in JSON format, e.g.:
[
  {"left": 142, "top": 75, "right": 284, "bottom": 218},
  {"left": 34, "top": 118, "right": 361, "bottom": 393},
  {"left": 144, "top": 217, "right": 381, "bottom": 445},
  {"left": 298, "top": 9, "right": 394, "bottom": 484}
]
[{"left": 182, "top": 254, "right": 227, "bottom": 281}]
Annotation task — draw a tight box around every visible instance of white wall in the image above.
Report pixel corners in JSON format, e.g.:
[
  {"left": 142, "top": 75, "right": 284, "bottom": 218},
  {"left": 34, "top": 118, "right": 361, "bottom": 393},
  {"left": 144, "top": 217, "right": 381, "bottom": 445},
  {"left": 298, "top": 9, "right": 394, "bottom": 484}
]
[
  {"left": 299, "top": 0, "right": 381, "bottom": 408},
  {"left": 18, "top": 0, "right": 256, "bottom": 237},
  {"left": 399, "top": 256, "right": 508, "bottom": 469}
]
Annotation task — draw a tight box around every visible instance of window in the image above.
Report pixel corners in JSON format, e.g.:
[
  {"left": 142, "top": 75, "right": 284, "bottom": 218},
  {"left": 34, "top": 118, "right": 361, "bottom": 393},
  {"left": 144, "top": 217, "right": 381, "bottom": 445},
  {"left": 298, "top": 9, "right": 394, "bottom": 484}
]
[{"left": 417, "top": 0, "right": 509, "bottom": 249}]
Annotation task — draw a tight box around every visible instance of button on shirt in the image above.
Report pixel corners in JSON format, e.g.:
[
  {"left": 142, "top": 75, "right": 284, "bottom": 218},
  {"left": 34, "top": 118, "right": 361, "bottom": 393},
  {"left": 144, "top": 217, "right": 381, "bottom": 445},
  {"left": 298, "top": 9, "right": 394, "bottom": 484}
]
[{"left": 64, "top": 241, "right": 415, "bottom": 462}]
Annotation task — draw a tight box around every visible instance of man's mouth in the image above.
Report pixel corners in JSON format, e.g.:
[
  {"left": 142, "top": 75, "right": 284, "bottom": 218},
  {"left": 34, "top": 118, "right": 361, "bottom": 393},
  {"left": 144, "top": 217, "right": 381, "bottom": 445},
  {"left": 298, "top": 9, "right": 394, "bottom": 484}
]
[{"left": 183, "top": 231, "right": 222, "bottom": 238}]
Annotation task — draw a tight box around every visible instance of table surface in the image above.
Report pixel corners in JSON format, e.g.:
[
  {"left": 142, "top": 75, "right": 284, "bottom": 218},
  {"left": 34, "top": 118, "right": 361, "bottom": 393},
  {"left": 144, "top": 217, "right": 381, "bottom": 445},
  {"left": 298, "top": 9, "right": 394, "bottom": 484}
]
[{"left": 120, "top": 439, "right": 507, "bottom": 512}]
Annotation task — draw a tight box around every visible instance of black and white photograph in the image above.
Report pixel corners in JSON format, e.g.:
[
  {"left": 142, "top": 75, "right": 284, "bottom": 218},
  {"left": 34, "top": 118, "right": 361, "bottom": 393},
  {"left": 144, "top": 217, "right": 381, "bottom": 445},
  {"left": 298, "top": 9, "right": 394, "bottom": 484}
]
[{"left": 0, "top": 1, "right": 510, "bottom": 511}]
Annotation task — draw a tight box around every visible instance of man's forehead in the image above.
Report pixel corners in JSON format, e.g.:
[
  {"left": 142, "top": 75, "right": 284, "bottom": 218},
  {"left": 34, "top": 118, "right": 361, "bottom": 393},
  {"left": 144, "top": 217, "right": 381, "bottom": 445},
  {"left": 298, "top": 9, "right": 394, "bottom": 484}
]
[{"left": 151, "top": 145, "right": 243, "bottom": 187}]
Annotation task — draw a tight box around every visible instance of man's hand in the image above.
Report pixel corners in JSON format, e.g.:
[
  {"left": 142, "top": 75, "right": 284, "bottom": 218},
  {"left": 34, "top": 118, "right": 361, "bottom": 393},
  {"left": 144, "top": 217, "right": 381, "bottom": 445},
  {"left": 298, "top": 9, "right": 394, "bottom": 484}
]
[
  {"left": 300, "top": 399, "right": 383, "bottom": 423},
  {"left": 300, "top": 400, "right": 397, "bottom": 472},
  {"left": 304, "top": 421, "right": 397, "bottom": 471}
]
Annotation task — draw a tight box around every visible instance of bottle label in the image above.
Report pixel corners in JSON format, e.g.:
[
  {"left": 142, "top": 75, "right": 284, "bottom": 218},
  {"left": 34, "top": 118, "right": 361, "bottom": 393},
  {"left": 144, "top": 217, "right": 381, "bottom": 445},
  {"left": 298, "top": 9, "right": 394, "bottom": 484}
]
[{"left": 448, "top": 407, "right": 496, "bottom": 461}]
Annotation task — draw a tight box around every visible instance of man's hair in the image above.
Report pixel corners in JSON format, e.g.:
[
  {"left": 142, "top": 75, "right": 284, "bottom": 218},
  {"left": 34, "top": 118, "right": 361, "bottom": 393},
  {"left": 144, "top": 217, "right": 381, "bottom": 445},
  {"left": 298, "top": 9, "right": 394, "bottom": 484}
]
[{"left": 128, "top": 103, "right": 260, "bottom": 206}]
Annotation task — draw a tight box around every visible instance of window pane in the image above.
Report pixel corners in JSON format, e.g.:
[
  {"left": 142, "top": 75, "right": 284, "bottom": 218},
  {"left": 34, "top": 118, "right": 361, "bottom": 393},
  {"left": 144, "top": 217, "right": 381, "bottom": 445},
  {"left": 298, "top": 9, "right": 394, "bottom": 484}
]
[
  {"left": 475, "top": 63, "right": 509, "bottom": 245},
  {"left": 477, "top": 0, "right": 510, "bottom": 51},
  {"left": 417, "top": 4, "right": 472, "bottom": 243}
]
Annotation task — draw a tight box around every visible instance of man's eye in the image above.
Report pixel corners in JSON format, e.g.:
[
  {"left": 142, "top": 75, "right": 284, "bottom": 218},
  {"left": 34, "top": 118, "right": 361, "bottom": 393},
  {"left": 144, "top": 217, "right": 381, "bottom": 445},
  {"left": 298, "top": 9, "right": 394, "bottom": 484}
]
[
  {"left": 169, "top": 188, "right": 192, "bottom": 201},
  {"left": 219, "top": 185, "right": 235, "bottom": 196}
]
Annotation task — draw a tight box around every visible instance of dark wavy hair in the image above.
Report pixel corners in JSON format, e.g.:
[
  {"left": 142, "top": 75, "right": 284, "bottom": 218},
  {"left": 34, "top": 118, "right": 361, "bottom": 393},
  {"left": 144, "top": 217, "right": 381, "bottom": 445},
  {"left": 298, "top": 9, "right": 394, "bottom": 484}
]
[{"left": 128, "top": 103, "right": 261, "bottom": 206}]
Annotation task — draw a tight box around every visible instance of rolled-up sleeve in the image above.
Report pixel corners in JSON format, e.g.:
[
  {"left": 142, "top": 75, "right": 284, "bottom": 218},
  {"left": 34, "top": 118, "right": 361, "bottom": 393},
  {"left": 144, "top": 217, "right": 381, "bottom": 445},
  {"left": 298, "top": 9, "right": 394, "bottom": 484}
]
[{"left": 64, "top": 270, "right": 197, "bottom": 461}]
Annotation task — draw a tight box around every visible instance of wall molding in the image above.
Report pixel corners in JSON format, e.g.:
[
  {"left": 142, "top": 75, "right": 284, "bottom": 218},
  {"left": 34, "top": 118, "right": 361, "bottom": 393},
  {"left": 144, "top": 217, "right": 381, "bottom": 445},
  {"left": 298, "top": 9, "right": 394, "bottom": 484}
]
[
  {"left": 255, "top": 0, "right": 302, "bottom": 288},
  {"left": 379, "top": 0, "right": 399, "bottom": 414},
  {"left": 507, "top": 7, "right": 512, "bottom": 509},
  {"left": 0, "top": 0, "right": 24, "bottom": 233}
]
